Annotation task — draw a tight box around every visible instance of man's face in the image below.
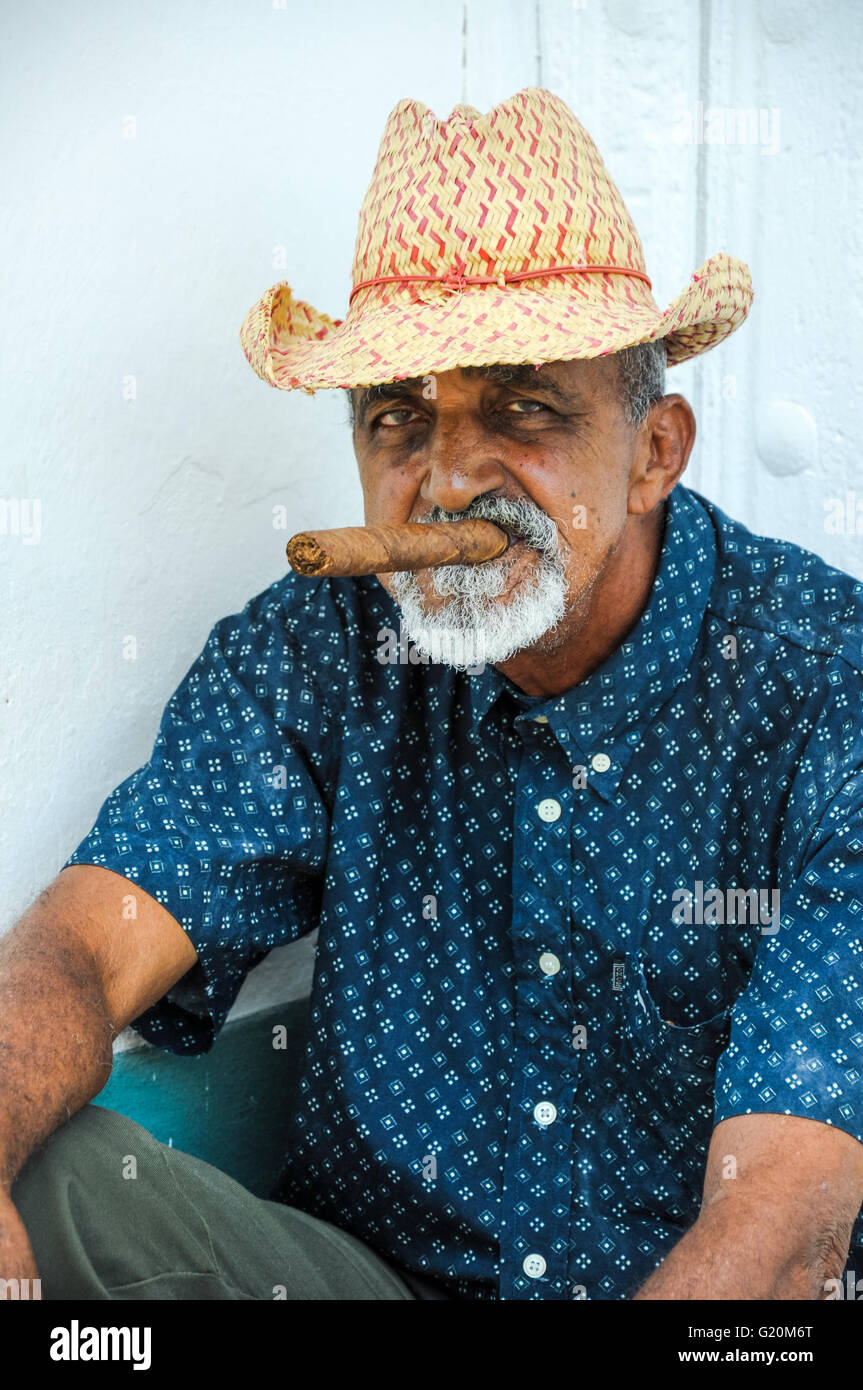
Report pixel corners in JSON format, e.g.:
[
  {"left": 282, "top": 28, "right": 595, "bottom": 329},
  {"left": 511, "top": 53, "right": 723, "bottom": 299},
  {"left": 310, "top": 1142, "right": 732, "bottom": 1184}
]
[{"left": 351, "top": 359, "right": 642, "bottom": 668}]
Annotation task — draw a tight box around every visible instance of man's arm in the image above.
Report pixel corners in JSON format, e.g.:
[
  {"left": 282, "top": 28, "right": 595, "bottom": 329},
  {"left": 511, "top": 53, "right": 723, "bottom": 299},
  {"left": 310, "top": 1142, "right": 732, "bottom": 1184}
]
[
  {"left": 634, "top": 1111, "right": 863, "bottom": 1299},
  {"left": 0, "top": 863, "right": 197, "bottom": 1279}
]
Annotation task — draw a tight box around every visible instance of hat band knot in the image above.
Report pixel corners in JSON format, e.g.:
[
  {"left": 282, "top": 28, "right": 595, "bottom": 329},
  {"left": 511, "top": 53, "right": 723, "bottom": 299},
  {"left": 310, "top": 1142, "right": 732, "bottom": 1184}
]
[{"left": 349, "top": 261, "right": 652, "bottom": 306}]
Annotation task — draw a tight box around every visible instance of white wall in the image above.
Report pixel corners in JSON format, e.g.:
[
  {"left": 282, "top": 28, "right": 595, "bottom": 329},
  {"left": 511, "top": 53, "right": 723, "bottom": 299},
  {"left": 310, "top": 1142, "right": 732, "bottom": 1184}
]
[{"left": 3, "top": 2, "right": 861, "bottom": 1012}]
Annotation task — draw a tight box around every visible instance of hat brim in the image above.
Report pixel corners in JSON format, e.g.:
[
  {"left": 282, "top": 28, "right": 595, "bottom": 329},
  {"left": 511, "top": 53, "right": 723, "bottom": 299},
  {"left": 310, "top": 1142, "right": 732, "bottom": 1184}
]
[{"left": 239, "top": 252, "right": 752, "bottom": 393}]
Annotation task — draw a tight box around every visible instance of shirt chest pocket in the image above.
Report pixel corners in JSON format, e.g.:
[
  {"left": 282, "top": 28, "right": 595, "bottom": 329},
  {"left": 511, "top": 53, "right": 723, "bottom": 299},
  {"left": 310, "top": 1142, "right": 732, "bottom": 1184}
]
[{"left": 609, "top": 950, "right": 733, "bottom": 1213}]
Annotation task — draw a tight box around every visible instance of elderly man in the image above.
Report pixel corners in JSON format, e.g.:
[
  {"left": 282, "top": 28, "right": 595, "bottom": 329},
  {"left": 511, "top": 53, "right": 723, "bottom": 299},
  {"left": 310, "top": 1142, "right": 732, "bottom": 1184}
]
[{"left": 2, "top": 88, "right": 862, "bottom": 1302}]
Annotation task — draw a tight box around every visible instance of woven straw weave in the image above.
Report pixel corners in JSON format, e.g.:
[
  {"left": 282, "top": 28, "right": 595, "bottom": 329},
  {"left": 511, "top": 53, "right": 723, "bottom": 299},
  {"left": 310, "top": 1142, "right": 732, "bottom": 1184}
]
[{"left": 240, "top": 87, "right": 752, "bottom": 393}]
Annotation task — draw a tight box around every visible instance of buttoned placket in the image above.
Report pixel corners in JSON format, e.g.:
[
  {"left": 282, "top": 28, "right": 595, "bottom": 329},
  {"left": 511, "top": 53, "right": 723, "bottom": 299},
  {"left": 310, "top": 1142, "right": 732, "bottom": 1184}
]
[
  {"left": 497, "top": 706, "right": 582, "bottom": 1299},
  {"left": 494, "top": 693, "right": 650, "bottom": 1299}
]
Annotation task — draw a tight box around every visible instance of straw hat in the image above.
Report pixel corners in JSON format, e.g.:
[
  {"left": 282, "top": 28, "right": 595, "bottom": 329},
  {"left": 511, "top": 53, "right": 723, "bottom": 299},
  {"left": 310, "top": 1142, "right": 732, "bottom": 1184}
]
[{"left": 239, "top": 87, "right": 752, "bottom": 394}]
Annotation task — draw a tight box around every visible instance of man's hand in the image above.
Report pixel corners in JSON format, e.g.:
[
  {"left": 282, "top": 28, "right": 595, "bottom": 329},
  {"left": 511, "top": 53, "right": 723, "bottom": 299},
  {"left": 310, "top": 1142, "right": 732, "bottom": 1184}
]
[{"left": 634, "top": 1112, "right": 863, "bottom": 1299}]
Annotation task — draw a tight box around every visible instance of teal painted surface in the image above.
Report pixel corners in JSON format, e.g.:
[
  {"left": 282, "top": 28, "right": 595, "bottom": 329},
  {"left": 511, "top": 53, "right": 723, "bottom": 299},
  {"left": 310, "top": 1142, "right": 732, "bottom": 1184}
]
[{"left": 93, "top": 998, "right": 310, "bottom": 1198}]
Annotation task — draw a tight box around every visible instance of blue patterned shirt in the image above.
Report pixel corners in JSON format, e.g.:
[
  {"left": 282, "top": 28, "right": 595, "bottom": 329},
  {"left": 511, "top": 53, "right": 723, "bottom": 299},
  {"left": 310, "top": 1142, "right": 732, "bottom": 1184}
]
[{"left": 63, "top": 483, "right": 863, "bottom": 1300}]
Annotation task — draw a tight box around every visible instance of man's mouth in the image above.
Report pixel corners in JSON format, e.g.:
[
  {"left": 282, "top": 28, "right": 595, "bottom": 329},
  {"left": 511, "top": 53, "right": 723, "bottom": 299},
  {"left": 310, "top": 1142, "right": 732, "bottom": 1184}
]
[{"left": 499, "top": 525, "right": 527, "bottom": 552}]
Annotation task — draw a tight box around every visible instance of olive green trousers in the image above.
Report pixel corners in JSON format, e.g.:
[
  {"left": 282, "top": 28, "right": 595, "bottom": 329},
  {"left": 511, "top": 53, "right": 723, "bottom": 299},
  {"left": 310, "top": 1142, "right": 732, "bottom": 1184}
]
[{"left": 12, "top": 1105, "right": 445, "bottom": 1300}]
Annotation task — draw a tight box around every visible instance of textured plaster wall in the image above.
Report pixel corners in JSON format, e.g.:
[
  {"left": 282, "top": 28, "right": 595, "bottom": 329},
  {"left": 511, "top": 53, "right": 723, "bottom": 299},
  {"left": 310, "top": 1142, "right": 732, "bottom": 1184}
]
[{"left": 2, "top": 0, "right": 860, "bottom": 1025}]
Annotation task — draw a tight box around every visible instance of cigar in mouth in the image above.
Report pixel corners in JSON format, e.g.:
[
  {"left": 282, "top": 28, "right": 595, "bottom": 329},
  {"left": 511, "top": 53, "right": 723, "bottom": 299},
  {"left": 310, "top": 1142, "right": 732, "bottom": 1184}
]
[{"left": 286, "top": 519, "right": 511, "bottom": 578}]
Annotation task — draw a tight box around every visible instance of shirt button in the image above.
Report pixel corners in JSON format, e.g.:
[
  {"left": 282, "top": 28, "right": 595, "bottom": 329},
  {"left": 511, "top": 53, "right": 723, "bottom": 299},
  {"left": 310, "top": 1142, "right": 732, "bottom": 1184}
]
[
  {"left": 590, "top": 752, "right": 611, "bottom": 773},
  {"left": 523, "top": 1253, "right": 547, "bottom": 1279},
  {"left": 533, "top": 1101, "right": 558, "bottom": 1126},
  {"left": 539, "top": 952, "right": 561, "bottom": 976},
  {"left": 533, "top": 713, "right": 549, "bottom": 723},
  {"left": 537, "top": 798, "right": 561, "bottom": 822}
]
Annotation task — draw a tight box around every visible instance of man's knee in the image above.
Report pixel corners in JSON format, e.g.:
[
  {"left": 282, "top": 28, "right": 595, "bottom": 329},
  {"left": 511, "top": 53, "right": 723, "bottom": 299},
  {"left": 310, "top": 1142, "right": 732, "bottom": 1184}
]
[
  {"left": 9, "top": 1105, "right": 169, "bottom": 1300},
  {"left": 12, "top": 1104, "right": 156, "bottom": 1206}
]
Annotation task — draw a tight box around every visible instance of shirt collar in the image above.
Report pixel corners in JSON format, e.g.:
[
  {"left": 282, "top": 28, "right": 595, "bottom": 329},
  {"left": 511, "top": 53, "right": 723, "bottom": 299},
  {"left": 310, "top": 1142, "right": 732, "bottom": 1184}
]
[{"left": 466, "top": 485, "right": 718, "bottom": 797}]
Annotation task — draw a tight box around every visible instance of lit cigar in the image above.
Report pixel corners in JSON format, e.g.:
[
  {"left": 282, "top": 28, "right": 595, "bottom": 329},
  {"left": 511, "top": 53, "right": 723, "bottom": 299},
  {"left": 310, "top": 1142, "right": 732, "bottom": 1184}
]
[{"left": 286, "top": 519, "right": 510, "bottom": 577}]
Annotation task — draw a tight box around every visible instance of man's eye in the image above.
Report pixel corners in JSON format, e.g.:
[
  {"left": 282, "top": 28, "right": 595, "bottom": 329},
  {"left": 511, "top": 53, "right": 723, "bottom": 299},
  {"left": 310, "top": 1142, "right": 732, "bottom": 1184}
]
[
  {"left": 505, "top": 399, "right": 549, "bottom": 414},
  {"left": 374, "top": 407, "right": 420, "bottom": 427}
]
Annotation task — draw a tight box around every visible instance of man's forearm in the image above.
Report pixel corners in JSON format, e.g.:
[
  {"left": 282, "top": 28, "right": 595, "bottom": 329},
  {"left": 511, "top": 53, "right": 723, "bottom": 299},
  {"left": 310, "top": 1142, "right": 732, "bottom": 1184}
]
[
  {"left": 0, "top": 899, "right": 115, "bottom": 1191},
  {"left": 634, "top": 1194, "right": 850, "bottom": 1300}
]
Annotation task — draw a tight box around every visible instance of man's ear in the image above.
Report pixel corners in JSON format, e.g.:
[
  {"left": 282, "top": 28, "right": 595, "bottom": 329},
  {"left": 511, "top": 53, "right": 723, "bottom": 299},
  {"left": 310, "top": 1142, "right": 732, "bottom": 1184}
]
[{"left": 628, "top": 394, "right": 696, "bottom": 516}]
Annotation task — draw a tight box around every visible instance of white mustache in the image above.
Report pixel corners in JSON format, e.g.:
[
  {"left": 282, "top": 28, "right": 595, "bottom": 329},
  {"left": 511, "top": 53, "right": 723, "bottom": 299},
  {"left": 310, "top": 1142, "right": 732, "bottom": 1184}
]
[{"left": 421, "top": 497, "right": 560, "bottom": 553}]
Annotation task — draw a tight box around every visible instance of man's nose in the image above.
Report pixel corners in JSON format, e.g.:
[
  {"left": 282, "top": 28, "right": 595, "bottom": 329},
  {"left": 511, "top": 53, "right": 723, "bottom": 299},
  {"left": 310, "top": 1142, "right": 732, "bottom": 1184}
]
[{"left": 418, "top": 418, "right": 509, "bottom": 515}]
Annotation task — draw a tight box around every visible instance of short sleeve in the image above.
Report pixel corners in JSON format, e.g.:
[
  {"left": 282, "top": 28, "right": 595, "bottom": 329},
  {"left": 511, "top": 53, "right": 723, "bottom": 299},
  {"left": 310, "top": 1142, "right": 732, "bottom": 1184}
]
[
  {"left": 714, "top": 784, "right": 863, "bottom": 1144},
  {"left": 62, "top": 576, "right": 337, "bottom": 1053}
]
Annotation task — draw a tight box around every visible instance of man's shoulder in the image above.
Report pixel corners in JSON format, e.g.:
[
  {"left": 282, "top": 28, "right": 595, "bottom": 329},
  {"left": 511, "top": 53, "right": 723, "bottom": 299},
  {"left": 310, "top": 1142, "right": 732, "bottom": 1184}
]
[
  {"left": 231, "top": 567, "right": 398, "bottom": 661},
  {"left": 687, "top": 486, "right": 863, "bottom": 678}
]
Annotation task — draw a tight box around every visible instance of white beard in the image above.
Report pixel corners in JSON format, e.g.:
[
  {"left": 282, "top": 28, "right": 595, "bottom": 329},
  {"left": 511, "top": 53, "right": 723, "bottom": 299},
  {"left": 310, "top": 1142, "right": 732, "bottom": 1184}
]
[{"left": 389, "top": 499, "right": 568, "bottom": 671}]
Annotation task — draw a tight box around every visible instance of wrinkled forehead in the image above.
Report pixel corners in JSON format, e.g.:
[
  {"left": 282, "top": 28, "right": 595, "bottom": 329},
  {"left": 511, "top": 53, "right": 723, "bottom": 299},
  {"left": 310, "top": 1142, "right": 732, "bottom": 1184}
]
[{"left": 351, "top": 358, "right": 615, "bottom": 422}]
